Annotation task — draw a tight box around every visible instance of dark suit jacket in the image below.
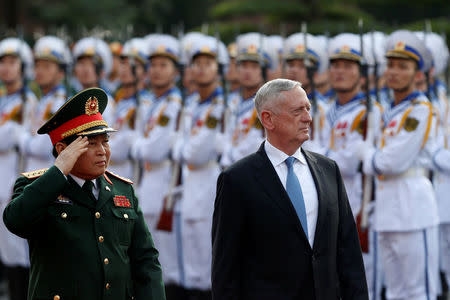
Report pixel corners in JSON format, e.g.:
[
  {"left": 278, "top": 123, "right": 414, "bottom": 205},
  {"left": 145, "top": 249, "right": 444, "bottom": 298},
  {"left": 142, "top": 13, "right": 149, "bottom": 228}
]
[
  {"left": 3, "top": 166, "right": 166, "bottom": 300},
  {"left": 211, "top": 143, "right": 368, "bottom": 300}
]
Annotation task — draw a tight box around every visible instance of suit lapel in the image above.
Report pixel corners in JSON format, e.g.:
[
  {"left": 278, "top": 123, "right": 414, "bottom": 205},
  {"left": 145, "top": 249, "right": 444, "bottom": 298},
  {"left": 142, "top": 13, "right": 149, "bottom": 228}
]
[
  {"left": 64, "top": 176, "right": 96, "bottom": 209},
  {"left": 302, "top": 150, "right": 327, "bottom": 251},
  {"left": 254, "top": 143, "right": 310, "bottom": 245}
]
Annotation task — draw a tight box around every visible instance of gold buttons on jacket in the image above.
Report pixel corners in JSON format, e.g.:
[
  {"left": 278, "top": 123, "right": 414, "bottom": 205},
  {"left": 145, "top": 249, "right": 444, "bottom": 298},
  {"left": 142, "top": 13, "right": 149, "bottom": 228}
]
[
  {"left": 105, "top": 283, "right": 110, "bottom": 289},
  {"left": 98, "top": 236, "right": 104, "bottom": 243},
  {"left": 61, "top": 212, "right": 67, "bottom": 219},
  {"left": 54, "top": 295, "right": 60, "bottom": 300},
  {"left": 104, "top": 258, "right": 109, "bottom": 265},
  {"left": 95, "top": 212, "right": 101, "bottom": 219},
  {"left": 123, "top": 213, "right": 129, "bottom": 219}
]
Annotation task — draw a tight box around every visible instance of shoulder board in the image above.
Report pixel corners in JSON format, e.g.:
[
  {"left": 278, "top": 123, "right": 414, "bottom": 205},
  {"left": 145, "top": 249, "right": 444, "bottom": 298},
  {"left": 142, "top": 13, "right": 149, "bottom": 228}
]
[
  {"left": 411, "top": 100, "right": 430, "bottom": 106},
  {"left": 21, "top": 168, "right": 49, "bottom": 179},
  {"left": 105, "top": 170, "right": 133, "bottom": 184}
]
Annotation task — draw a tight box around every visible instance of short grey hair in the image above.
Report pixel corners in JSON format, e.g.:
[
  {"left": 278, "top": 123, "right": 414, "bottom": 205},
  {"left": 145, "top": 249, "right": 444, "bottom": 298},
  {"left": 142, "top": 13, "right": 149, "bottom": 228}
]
[{"left": 254, "top": 79, "right": 302, "bottom": 119}]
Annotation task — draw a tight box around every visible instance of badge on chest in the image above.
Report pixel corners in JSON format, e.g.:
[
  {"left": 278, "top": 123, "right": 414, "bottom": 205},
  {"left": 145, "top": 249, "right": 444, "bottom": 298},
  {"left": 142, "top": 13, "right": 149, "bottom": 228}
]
[{"left": 113, "top": 195, "right": 131, "bottom": 207}]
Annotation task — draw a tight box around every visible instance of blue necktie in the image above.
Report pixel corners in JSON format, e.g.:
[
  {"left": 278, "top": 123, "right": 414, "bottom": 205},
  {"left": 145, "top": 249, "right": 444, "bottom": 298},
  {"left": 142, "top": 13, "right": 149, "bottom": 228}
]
[{"left": 285, "top": 157, "right": 308, "bottom": 237}]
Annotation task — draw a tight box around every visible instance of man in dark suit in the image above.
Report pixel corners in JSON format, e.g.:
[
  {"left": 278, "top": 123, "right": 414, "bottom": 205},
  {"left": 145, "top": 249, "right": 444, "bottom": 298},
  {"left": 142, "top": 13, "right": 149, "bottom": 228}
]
[{"left": 211, "top": 79, "right": 368, "bottom": 300}]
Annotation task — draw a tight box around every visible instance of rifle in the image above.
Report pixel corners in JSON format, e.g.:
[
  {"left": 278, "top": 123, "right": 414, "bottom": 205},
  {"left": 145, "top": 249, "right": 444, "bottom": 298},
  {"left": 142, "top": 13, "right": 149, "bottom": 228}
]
[
  {"left": 357, "top": 19, "right": 374, "bottom": 253},
  {"left": 157, "top": 25, "right": 186, "bottom": 232},
  {"left": 301, "top": 22, "right": 320, "bottom": 142}
]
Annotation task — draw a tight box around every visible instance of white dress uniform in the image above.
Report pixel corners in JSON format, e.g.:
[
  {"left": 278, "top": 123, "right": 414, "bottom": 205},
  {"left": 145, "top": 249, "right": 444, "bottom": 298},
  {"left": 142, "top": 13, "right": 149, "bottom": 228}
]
[
  {"left": 108, "top": 38, "right": 149, "bottom": 180},
  {"left": 361, "top": 31, "right": 441, "bottom": 300},
  {"left": 0, "top": 37, "right": 36, "bottom": 270},
  {"left": 24, "top": 35, "right": 72, "bottom": 172},
  {"left": 132, "top": 87, "right": 182, "bottom": 285},
  {"left": 325, "top": 92, "right": 382, "bottom": 218},
  {"left": 430, "top": 80, "right": 450, "bottom": 287},
  {"left": 23, "top": 84, "right": 67, "bottom": 171},
  {"left": 108, "top": 95, "right": 138, "bottom": 179},
  {"left": 220, "top": 94, "right": 264, "bottom": 167},
  {"left": 360, "top": 31, "right": 441, "bottom": 299},
  {"left": 0, "top": 87, "right": 37, "bottom": 268},
  {"left": 180, "top": 86, "right": 224, "bottom": 290},
  {"left": 326, "top": 33, "right": 384, "bottom": 300}
]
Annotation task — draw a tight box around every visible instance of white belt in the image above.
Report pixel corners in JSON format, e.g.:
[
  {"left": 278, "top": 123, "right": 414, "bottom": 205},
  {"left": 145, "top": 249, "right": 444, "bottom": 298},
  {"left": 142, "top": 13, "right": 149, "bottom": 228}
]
[
  {"left": 378, "top": 168, "right": 429, "bottom": 181},
  {"left": 144, "top": 160, "right": 171, "bottom": 172}
]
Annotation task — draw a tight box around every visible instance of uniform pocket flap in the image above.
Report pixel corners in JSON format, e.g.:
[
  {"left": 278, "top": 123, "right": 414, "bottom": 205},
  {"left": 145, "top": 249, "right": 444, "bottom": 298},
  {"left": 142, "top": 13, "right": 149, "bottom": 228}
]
[{"left": 111, "top": 208, "right": 138, "bottom": 220}]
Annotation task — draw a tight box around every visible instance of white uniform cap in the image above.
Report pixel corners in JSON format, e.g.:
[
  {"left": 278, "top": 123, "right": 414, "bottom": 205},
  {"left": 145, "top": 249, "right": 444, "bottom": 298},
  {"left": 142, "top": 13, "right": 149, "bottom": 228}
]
[
  {"left": 0, "top": 37, "right": 34, "bottom": 79},
  {"left": 283, "top": 33, "right": 328, "bottom": 74},
  {"left": 386, "top": 30, "right": 429, "bottom": 72},
  {"left": 122, "top": 38, "right": 149, "bottom": 65},
  {"left": 328, "top": 33, "right": 364, "bottom": 63},
  {"left": 188, "top": 35, "right": 229, "bottom": 66},
  {"left": 236, "top": 32, "right": 266, "bottom": 66},
  {"left": 179, "top": 32, "right": 206, "bottom": 65},
  {"left": 148, "top": 34, "right": 180, "bottom": 62},
  {"left": 264, "top": 35, "right": 283, "bottom": 71},
  {"left": 73, "top": 37, "right": 113, "bottom": 77},
  {"left": 414, "top": 31, "right": 449, "bottom": 77},
  {"left": 34, "top": 35, "right": 71, "bottom": 66}
]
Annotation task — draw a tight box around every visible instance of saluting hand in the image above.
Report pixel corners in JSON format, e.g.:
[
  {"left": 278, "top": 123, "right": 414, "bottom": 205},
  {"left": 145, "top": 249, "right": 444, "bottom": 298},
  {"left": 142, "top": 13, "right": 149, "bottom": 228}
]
[{"left": 54, "top": 136, "right": 89, "bottom": 175}]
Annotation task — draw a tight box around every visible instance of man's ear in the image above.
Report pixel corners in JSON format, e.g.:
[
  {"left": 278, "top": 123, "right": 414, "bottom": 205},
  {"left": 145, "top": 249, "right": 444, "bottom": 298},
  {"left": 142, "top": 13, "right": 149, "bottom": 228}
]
[
  {"left": 260, "top": 110, "right": 274, "bottom": 130},
  {"left": 54, "top": 142, "right": 67, "bottom": 156}
]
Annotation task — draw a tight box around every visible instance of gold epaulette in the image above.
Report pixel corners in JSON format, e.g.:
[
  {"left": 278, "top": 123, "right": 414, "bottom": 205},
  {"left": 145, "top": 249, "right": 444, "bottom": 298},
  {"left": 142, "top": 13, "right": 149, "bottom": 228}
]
[
  {"left": 21, "top": 168, "right": 49, "bottom": 179},
  {"left": 105, "top": 170, "right": 133, "bottom": 184}
]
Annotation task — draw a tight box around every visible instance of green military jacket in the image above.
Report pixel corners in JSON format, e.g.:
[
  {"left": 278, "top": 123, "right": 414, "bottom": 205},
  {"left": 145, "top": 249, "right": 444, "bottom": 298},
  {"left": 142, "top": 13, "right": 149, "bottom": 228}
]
[{"left": 3, "top": 165, "right": 166, "bottom": 300}]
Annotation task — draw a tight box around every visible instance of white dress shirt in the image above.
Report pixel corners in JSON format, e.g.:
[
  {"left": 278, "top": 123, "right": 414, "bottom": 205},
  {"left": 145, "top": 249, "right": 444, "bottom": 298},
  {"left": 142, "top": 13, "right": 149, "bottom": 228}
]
[
  {"left": 70, "top": 174, "right": 100, "bottom": 200},
  {"left": 265, "top": 140, "right": 319, "bottom": 247}
]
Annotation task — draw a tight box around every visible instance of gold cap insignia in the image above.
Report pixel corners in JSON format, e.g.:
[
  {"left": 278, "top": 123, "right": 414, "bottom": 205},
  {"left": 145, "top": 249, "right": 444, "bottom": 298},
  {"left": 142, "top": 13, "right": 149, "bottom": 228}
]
[
  {"left": 295, "top": 44, "right": 305, "bottom": 54},
  {"left": 247, "top": 44, "right": 258, "bottom": 54},
  {"left": 395, "top": 41, "right": 406, "bottom": 51},
  {"left": 85, "top": 96, "right": 99, "bottom": 115},
  {"left": 156, "top": 45, "right": 166, "bottom": 53},
  {"left": 341, "top": 45, "right": 351, "bottom": 53}
]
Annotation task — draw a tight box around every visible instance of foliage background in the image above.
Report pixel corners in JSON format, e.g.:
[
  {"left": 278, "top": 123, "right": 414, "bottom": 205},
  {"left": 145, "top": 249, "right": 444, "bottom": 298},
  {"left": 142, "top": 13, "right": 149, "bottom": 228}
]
[{"left": 0, "top": 0, "right": 449, "bottom": 45}]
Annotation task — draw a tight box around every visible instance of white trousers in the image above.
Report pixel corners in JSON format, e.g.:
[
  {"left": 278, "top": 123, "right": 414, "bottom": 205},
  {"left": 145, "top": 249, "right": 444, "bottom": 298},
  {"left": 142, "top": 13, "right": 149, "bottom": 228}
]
[
  {"left": 379, "top": 227, "right": 439, "bottom": 300},
  {"left": 363, "top": 230, "right": 384, "bottom": 300},
  {"left": 439, "top": 223, "right": 450, "bottom": 286}
]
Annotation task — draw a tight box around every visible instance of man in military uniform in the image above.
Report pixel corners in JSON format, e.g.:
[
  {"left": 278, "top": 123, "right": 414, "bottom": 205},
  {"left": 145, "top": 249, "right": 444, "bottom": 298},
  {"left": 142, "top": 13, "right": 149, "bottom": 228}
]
[
  {"left": 23, "top": 36, "right": 71, "bottom": 172},
  {"left": 130, "top": 34, "right": 184, "bottom": 300},
  {"left": 0, "top": 36, "right": 37, "bottom": 300},
  {"left": 3, "top": 88, "right": 165, "bottom": 300},
  {"left": 178, "top": 35, "right": 228, "bottom": 300},
  {"left": 220, "top": 33, "right": 266, "bottom": 168},
  {"left": 359, "top": 30, "right": 439, "bottom": 300}
]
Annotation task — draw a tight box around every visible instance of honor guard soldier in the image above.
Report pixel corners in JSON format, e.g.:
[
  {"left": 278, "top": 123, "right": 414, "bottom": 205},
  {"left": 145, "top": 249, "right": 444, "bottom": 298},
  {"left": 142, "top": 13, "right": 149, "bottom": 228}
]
[
  {"left": 325, "top": 35, "right": 384, "bottom": 298},
  {"left": 225, "top": 42, "right": 240, "bottom": 95},
  {"left": 325, "top": 33, "right": 382, "bottom": 217},
  {"left": 177, "top": 35, "right": 228, "bottom": 300},
  {"left": 0, "top": 36, "right": 37, "bottom": 300},
  {"left": 179, "top": 32, "right": 205, "bottom": 106},
  {"left": 358, "top": 30, "right": 440, "bottom": 300},
  {"left": 220, "top": 33, "right": 266, "bottom": 167},
  {"left": 103, "top": 41, "right": 123, "bottom": 95},
  {"left": 282, "top": 32, "right": 330, "bottom": 152},
  {"left": 24, "top": 36, "right": 71, "bottom": 172},
  {"left": 72, "top": 37, "right": 115, "bottom": 125},
  {"left": 108, "top": 38, "right": 149, "bottom": 180},
  {"left": 3, "top": 87, "right": 165, "bottom": 300},
  {"left": 130, "top": 34, "right": 183, "bottom": 299},
  {"left": 416, "top": 31, "right": 450, "bottom": 293},
  {"left": 363, "top": 32, "right": 391, "bottom": 111},
  {"left": 264, "top": 35, "right": 284, "bottom": 81}
]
